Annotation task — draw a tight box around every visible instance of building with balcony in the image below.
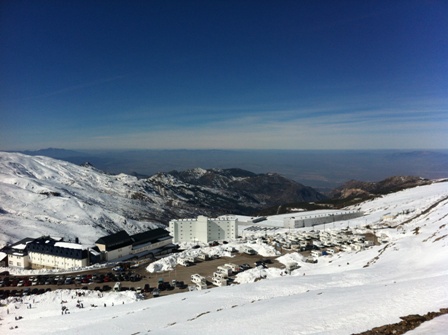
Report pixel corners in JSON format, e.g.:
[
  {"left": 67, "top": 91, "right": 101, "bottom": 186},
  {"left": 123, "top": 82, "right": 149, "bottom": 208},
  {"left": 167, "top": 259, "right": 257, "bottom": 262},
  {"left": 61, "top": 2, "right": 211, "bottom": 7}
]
[{"left": 169, "top": 215, "right": 238, "bottom": 243}]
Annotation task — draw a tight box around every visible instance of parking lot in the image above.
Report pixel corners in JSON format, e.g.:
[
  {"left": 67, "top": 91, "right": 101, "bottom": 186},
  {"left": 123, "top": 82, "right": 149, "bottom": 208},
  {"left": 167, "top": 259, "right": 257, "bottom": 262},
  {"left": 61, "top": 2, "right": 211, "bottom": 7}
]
[{"left": 0, "top": 252, "right": 283, "bottom": 300}]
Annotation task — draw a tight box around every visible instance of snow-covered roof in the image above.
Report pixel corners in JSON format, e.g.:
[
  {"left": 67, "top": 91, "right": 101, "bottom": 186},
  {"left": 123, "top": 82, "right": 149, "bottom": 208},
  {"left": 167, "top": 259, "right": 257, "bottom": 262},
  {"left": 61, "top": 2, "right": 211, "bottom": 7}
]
[
  {"left": 89, "top": 248, "right": 101, "bottom": 256},
  {"left": 27, "top": 237, "right": 88, "bottom": 259},
  {"left": 0, "top": 251, "right": 7, "bottom": 260},
  {"left": 10, "top": 237, "right": 34, "bottom": 251},
  {"left": 13, "top": 243, "right": 28, "bottom": 250},
  {"left": 54, "top": 242, "right": 86, "bottom": 250}
]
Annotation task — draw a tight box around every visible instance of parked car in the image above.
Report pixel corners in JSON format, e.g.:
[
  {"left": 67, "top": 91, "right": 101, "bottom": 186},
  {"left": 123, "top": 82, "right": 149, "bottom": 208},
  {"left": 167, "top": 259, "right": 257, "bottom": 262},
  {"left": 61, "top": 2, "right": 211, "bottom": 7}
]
[
  {"left": 129, "top": 274, "right": 141, "bottom": 282},
  {"left": 175, "top": 281, "right": 185, "bottom": 288},
  {"left": 240, "top": 263, "right": 251, "bottom": 270},
  {"left": 254, "top": 260, "right": 267, "bottom": 268}
]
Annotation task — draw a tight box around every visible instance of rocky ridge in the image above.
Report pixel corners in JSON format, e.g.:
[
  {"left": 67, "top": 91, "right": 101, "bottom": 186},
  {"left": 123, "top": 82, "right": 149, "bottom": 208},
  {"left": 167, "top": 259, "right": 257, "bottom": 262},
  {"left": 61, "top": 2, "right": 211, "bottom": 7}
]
[
  {"left": 330, "top": 176, "right": 432, "bottom": 200},
  {"left": 353, "top": 308, "right": 448, "bottom": 335}
]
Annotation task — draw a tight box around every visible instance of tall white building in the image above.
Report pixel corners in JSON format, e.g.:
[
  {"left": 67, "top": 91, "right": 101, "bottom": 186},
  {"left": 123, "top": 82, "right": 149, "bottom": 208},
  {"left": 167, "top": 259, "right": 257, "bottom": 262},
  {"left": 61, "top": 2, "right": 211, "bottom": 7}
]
[{"left": 169, "top": 215, "right": 238, "bottom": 243}]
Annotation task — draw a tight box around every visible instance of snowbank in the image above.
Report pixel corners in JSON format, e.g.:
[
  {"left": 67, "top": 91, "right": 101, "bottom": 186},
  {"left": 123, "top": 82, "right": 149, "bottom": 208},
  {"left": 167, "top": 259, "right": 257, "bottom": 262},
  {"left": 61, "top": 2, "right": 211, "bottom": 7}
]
[{"left": 146, "top": 241, "right": 279, "bottom": 273}]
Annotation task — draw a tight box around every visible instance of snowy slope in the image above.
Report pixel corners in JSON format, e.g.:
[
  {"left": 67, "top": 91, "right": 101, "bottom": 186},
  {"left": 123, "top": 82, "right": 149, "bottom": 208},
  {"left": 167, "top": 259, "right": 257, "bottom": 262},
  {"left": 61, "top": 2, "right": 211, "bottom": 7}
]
[
  {"left": 0, "top": 152, "right": 325, "bottom": 247},
  {"left": 1, "top": 181, "right": 448, "bottom": 334},
  {"left": 0, "top": 152, "right": 164, "bottom": 247}
]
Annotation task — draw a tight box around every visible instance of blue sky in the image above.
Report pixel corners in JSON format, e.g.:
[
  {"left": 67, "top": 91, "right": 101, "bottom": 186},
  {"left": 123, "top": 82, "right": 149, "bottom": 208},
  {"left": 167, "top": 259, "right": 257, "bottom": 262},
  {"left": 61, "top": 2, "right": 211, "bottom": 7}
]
[{"left": 1, "top": 0, "right": 447, "bottom": 150}]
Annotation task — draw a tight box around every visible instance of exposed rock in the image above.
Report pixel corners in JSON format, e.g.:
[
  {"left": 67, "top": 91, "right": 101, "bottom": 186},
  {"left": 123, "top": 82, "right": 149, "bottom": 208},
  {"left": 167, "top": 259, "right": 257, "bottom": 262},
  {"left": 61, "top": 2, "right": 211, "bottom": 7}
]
[
  {"left": 330, "top": 176, "right": 432, "bottom": 200},
  {"left": 147, "top": 168, "right": 327, "bottom": 220},
  {"left": 352, "top": 308, "right": 448, "bottom": 335}
]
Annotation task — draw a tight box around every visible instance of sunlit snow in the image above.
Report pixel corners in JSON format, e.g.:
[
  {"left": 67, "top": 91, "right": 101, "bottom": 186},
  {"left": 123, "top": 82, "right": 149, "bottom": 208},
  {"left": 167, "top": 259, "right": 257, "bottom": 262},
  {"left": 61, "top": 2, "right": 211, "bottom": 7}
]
[{"left": 1, "top": 181, "right": 448, "bottom": 334}]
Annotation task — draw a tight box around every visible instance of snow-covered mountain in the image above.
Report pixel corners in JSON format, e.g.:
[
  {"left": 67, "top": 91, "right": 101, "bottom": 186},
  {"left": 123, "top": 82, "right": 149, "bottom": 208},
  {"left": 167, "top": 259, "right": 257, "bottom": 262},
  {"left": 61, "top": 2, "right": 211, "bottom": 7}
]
[
  {"left": 1, "top": 180, "right": 448, "bottom": 334},
  {"left": 149, "top": 167, "right": 326, "bottom": 213},
  {"left": 0, "top": 152, "right": 325, "bottom": 247},
  {"left": 0, "top": 152, "right": 165, "bottom": 247}
]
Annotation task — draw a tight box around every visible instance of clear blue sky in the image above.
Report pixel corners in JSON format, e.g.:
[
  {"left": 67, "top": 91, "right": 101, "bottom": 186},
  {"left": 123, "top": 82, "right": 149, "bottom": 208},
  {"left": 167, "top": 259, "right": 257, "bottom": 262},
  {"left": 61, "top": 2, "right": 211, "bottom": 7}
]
[{"left": 1, "top": 0, "right": 447, "bottom": 150}]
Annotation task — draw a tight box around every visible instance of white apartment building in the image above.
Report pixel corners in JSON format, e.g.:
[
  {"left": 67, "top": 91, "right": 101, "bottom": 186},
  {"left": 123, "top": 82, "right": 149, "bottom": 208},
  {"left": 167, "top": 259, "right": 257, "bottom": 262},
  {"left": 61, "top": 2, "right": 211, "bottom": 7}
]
[{"left": 169, "top": 215, "right": 238, "bottom": 243}]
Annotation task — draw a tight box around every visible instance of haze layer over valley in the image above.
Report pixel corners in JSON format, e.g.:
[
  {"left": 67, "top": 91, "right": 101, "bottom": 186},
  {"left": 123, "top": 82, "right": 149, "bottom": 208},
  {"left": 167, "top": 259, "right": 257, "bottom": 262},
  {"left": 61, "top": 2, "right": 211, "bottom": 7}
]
[{"left": 16, "top": 148, "right": 448, "bottom": 191}]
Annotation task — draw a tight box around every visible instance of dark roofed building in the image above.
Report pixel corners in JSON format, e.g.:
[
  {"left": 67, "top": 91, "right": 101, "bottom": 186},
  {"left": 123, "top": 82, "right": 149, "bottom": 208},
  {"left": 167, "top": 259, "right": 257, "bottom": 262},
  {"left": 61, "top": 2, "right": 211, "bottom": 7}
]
[
  {"left": 130, "top": 228, "right": 173, "bottom": 256},
  {"left": 7, "top": 237, "right": 34, "bottom": 268},
  {"left": 94, "top": 228, "right": 173, "bottom": 262},
  {"left": 95, "top": 230, "right": 133, "bottom": 251},
  {"left": 10, "top": 237, "right": 35, "bottom": 255},
  {"left": 131, "top": 228, "right": 170, "bottom": 247},
  {"left": 26, "top": 236, "right": 90, "bottom": 270},
  {"left": 27, "top": 237, "right": 88, "bottom": 260},
  {"left": 95, "top": 230, "right": 133, "bottom": 262}
]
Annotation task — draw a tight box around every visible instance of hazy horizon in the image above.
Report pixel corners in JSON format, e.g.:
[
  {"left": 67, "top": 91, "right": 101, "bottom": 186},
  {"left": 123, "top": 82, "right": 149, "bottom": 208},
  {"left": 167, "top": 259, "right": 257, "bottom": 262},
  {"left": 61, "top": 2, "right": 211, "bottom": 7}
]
[{"left": 8, "top": 148, "right": 448, "bottom": 192}]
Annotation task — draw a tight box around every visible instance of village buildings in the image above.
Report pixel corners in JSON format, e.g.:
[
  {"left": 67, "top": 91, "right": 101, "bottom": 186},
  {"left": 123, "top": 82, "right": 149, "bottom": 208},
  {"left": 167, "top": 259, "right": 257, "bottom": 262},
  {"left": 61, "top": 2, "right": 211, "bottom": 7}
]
[{"left": 4, "top": 227, "right": 173, "bottom": 270}]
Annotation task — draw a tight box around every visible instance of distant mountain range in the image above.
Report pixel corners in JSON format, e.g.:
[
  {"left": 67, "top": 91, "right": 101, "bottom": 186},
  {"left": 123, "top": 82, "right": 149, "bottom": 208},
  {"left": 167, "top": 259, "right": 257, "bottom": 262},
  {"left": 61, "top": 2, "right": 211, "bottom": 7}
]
[
  {"left": 0, "top": 152, "right": 325, "bottom": 247},
  {"left": 20, "top": 148, "right": 86, "bottom": 159},
  {"left": 1, "top": 151, "right": 442, "bottom": 247},
  {"left": 10, "top": 148, "right": 448, "bottom": 191}
]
